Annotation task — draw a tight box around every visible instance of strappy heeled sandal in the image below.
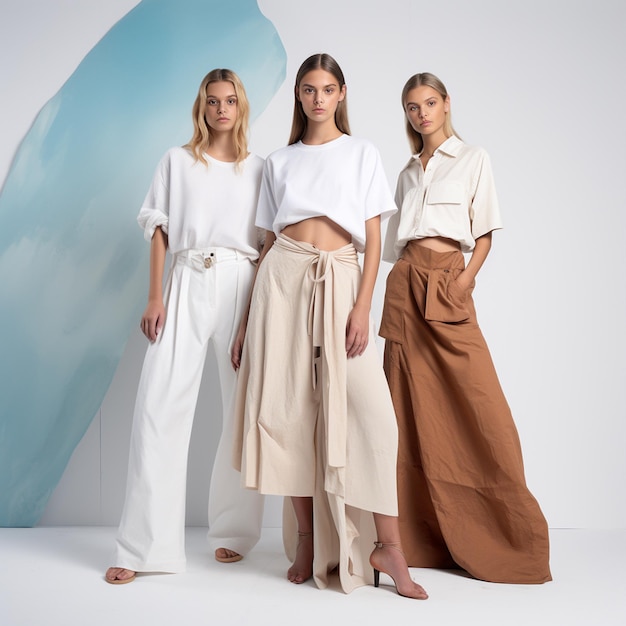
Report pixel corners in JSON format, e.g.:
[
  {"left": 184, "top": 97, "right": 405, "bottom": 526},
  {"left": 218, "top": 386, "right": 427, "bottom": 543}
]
[{"left": 370, "top": 541, "right": 428, "bottom": 600}]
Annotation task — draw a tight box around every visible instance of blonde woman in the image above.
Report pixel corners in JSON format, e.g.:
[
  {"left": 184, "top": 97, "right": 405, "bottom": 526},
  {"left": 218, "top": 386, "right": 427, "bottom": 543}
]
[
  {"left": 381, "top": 72, "right": 551, "bottom": 584},
  {"left": 105, "top": 69, "right": 264, "bottom": 584},
  {"left": 232, "top": 54, "right": 428, "bottom": 599}
]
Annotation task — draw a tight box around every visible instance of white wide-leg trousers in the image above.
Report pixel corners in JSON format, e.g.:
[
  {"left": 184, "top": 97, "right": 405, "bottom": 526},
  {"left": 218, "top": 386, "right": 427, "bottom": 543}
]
[{"left": 114, "top": 248, "right": 264, "bottom": 573}]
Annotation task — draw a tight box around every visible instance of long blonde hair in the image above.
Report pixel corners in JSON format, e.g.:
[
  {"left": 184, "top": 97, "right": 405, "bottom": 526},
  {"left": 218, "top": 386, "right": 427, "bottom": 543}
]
[
  {"left": 288, "top": 53, "right": 350, "bottom": 145},
  {"left": 401, "top": 72, "right": 460, "bottom": 154},
  {"left": 184, "top": 68, "right": 250, "bottom": 165}
]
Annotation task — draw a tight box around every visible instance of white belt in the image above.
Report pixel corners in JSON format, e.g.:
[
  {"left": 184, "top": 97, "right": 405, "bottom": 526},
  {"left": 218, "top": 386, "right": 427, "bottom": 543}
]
[{"left": 174, "top": 247, "right": 243, "bottom": 270}]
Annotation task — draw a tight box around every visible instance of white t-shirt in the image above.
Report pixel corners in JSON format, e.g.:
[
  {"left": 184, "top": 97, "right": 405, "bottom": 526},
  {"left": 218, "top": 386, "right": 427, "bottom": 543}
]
[
  {"left": 256, "top": 134, "right": 396, "bottom": 253},
  {"left": 383, "top": 135, "right": 503, "bottom": 261},
  {"left": 137, "top": 146, "right": 264, "bottom": 259}
]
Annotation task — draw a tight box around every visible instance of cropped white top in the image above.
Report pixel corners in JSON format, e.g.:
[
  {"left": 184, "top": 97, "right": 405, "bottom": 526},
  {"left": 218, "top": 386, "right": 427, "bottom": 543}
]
[
  {"left": 383, "top": 135, "right": 502, "bottom": 261},
  {"left": 255, "top": 134, "right": 396, "bottom": 253}
]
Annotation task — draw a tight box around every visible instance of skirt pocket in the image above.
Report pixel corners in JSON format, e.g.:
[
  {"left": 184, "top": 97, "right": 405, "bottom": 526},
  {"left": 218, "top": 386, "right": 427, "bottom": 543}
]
[{"left": 424, "top": 268, "right": 473, "bottom": 323}]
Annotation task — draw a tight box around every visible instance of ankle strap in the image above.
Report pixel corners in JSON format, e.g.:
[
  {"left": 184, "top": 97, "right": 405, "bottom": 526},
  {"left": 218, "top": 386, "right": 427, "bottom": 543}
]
[{"left": 373, "top": 541, "right": 404, "bottom": 555}]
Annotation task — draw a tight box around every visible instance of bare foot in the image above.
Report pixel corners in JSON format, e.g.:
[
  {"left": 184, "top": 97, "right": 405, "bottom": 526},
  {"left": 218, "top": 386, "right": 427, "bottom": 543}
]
[
  {"left": 287, "top": 532, "right": 313, "bottom": 584},
  {"left": 369, "top": 544, "right": 428, "bottom": 599},
  {"left": 215, "top": 548, "right": 243, "bottom": 563},
  {"left": 105, "top": 567, "right": 136, "bottom": 585}
]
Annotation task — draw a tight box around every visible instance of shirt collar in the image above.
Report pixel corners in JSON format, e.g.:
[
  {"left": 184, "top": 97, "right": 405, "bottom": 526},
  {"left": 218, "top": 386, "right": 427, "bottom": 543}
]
[{"left": 413, "top": 135, "right": 463, "bottom": 160}]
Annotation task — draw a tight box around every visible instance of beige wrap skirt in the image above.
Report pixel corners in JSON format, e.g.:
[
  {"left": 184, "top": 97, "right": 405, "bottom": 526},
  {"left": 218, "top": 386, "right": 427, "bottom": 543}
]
[
  {"left": 233, "top": 234, "right": 399, "bottom": 592},
  {"left": 380, "top": 241, "right": 552, "bottom": 584}
]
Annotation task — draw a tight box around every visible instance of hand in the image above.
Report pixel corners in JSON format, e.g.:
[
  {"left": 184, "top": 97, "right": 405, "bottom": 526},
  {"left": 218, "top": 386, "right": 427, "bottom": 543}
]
[
  {"left": 231, "top": 323, "right": 247, "bottom": 371},
  {"left": 140, "top": 299, "right": 165, "bottom": 342},
  {"left": 345, "top": 303, "right": 370, "bottom": 358},
  {"left": 453, "top": 270, "right": 472, "bottom": 292}
]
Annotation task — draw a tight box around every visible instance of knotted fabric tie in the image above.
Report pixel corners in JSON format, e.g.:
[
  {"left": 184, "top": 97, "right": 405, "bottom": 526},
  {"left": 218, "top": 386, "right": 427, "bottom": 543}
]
[{"left": 274, "top": 234, "right": 358, "bottom": 468}]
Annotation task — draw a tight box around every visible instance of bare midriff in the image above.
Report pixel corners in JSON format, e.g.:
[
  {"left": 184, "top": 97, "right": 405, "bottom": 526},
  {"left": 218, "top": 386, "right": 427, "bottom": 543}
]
[
  {"left": 412, "top": 236, "right": 461, "bottom": 253},
  {"left": 281, "top": 216, "right": 351, "bottom": 251}
]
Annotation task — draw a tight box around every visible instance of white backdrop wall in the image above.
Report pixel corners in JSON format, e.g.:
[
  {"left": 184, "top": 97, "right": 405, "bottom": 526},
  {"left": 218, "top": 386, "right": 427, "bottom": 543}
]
[{"left": 1, "top": 0, "right": 625, "bottom": 530}]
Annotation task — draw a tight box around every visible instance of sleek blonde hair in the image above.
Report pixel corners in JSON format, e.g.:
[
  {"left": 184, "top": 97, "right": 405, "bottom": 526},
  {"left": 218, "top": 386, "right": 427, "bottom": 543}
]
[
  {"left": 288, "top": 53, "right": 350, "bottom": 145},
  {"left": 401, "top": 72, "right": 460, "bottom": 154},
  {"left": 184, "top": 68, "right": 250, "bottom": 166}
]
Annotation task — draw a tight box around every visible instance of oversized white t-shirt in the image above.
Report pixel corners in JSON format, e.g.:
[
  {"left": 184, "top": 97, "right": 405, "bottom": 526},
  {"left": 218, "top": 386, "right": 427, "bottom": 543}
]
[
  {"left": 137, "top": 146, "right": 264, "bottom": 259},
  {"left": 383, "top": 135, "right": 502, "bottom": 261},
  {"left": 255, "top": 134, "right": 396, "bottom": 252}
]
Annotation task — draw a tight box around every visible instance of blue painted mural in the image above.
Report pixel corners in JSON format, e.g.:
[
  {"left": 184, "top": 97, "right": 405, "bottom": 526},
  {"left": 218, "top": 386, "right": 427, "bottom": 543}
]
[{"left": 0, "top": 0, "right": 286, "bottom": 526}]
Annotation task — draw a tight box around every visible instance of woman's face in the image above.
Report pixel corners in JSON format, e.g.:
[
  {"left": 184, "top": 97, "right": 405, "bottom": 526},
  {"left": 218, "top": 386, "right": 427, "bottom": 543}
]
[
  {"left": 296, "top": 69, "right": 345, "bottom": 125},
  {"left": 204, "top": 81, "right": 238, "bottom": 133},
  {"left": 404, "top": 85, "right": 449, "bottom": 142}
]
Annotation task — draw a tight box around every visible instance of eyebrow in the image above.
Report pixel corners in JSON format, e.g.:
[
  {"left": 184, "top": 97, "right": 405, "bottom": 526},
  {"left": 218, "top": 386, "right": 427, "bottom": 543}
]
[
  {"left": 206, "top": 93, "right": 237, "bottom": 99},
  {"left": 406, "top": 96, "right": 439, "bottom": 106},
  {"left": 301, "top": 83, "right": 338, "bottom": 89}
]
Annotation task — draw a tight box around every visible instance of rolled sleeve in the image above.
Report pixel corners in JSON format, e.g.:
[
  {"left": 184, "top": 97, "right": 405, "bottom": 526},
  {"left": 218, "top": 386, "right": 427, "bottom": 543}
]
[
  {"left": 137, "top": 207, "right": 169, "bottom": 242},
  {"left": 137, "top": 152, "right": 171, "bottom": 241}
]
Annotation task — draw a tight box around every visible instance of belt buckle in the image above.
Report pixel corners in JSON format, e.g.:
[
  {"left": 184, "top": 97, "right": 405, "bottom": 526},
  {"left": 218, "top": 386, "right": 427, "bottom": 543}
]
[{"left": 203, "top": 253, "right": 214, "bottom": 269}]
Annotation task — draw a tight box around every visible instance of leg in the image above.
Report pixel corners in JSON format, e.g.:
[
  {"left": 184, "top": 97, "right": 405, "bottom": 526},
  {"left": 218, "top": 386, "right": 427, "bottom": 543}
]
[
  {"left": 207, "top": 258, "right": 265, "bottom": 561},
  {"left": 287, "top": 496, "right": 314, "bottom": 584},
  {"left": 208, "top": 352, "right": 264, "bottom": 561},
  {"left": 370, "top": 513, "right": 428, "bottom": 599},
  {"left": 108, "top": 262, "right": 212, "bottom": 576},
  {"left": 208, "top": 345, "right": 264, "bottom": 560},
  {"left": 342, "top": 325, "right": 426, "bottom": 598}
]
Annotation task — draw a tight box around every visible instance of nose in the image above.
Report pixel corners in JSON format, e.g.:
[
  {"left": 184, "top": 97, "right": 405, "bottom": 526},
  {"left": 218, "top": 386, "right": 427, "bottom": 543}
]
[
  {"left": 218, "top": 101, "right": 226, "bottom": 113},
  {"left": 314, "top": 91, "right": 324, "bottom": 104}
]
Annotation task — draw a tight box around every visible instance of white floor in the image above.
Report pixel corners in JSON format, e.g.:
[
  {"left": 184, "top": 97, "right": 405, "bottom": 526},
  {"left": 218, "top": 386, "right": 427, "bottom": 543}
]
[{"left": 0, "top": 527, "right": 624, "bottom": 626}]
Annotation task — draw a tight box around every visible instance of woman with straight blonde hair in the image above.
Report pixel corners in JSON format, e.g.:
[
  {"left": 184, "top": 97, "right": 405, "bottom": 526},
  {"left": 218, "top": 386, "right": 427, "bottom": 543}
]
[
  {"left": 232, "top": 53, "right": 428, "bottom": 599},
  {"left": 380, "top": 72, "right": 552, "bottom": 584},
  {"left": 105, "top": 68, "right": 265, "bottom": 584}
]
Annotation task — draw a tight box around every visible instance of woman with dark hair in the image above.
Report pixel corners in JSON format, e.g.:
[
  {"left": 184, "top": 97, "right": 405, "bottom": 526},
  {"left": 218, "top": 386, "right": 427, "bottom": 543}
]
[
  {"left": 232, "top": 54, "right": 427, "bottom": 599},
  {"left": 380, "top": 72, "right": 552, "bottom": 584},
  {"left": 105, "top": 69, "right": 265, "bottom": 584}
]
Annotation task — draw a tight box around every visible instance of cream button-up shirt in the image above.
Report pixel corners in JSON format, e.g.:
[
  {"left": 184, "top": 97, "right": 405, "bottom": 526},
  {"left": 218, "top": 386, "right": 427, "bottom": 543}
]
[{"left": 383, "top": 135, "right": 502, "bottom": 262}]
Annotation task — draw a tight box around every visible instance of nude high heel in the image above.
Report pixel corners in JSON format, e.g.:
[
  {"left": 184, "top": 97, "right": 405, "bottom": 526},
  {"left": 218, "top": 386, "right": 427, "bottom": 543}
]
[
  {"left": 370, "top": 541, "right": 428, "bottom": 600},
  {"left": 371, "top": 541, "right": 404, "bottom": 587}
]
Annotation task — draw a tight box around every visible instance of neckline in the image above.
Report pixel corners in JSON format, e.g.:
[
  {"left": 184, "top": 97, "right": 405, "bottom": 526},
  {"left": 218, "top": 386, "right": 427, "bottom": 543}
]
[
  {"left": 297, "top": 134, "right": 348, "bottom": 149},
  {"left": 203, "top": 152, "right": 247, "bottom": 165}
]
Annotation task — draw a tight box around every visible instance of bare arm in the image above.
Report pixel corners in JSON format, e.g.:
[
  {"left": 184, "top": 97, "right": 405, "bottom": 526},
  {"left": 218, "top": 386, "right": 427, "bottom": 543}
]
[
  {"left": 231, "top": 230, "right": 277, "bottom": 370},
  {"left": 456, "top": 231, "right": 492, "bottom": 289},
  {"left": 345, "top": 215, "right": 381, "bottom": 358},
  {"left": 141, "top": 226, "right": 168, "bottom": 342}
]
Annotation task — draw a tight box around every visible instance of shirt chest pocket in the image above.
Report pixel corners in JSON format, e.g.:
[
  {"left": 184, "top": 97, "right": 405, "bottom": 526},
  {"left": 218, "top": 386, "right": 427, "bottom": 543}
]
[{"left": 425, "top": 181, "right": 464, "bottom": 206}]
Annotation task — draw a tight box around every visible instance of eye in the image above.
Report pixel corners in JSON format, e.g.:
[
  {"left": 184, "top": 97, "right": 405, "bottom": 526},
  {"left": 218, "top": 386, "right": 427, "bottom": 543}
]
[
  {"left": 207, "top": 98, "right": 217, "bottom": 106},
  {"left": 227, "top": 98, "right": 237, "bottom": 105},
  {"left": 325, "top": 87, "right": 335, "bottom": 94},
  {"left": 428, "top": 100, "right": 436, "bottom": 106},
  {"left": 408, "top": 105, "right": 417, "bottom": 112},
  {"left": 304, "top": 87, "right": 314, "bottom": 94}
]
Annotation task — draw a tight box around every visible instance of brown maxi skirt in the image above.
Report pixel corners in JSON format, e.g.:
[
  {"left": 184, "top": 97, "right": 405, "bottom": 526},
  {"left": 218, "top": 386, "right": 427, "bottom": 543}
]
[
  {"left": 233, "top": 234, "right": 399, "bottom": 593},
  {"left": 379, "top": 241, "right": 552, "bottom": 584}
]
